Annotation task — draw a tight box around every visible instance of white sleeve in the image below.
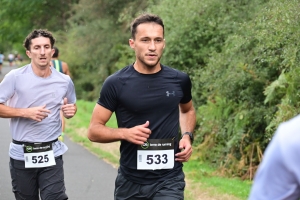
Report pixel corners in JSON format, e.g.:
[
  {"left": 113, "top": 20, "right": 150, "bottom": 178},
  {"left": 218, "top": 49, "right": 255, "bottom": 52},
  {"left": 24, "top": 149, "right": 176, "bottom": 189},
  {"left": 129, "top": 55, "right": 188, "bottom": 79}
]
[
  {"left": 0, "top": 70, "right": 16, "bottom": 104},
  {"left": 249, "top": 122, "right": 300, "bottom": 199},
  {"left": 65, "top": 77, "right": 76, "bottom": 104}
]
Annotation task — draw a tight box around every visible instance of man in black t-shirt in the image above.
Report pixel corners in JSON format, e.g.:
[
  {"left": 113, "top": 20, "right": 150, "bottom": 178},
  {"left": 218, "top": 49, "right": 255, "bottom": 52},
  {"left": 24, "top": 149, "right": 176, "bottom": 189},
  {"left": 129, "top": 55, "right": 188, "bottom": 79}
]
[{"left": 88, "top": 13, "right": 196, "bottom": 200}]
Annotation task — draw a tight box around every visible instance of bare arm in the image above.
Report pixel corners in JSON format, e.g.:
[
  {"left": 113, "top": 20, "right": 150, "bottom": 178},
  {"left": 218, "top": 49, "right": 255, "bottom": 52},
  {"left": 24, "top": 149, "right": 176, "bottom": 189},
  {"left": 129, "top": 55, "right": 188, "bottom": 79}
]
[
  {"left": 0, "top": 103, "right": 50, "bottom": 122},
  {"left": 62, "top": 62, "right": 71, "bottom": 77},
  {"left": 179, "top": 100, "right": 196, "bottom": 136},
  {"left": 175, "top": 100, "right": 196, "bottom": 162},
  {"left": 87, "top": 104, "right": 151, "bottom": 144}
]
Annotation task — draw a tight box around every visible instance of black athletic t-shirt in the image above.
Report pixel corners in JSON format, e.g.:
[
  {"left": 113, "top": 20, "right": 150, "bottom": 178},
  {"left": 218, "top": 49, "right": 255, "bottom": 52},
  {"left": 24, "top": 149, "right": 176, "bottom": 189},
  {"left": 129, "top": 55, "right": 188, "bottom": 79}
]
[{"left": 98, "top": 64, "right": 192, "bottom": 184}]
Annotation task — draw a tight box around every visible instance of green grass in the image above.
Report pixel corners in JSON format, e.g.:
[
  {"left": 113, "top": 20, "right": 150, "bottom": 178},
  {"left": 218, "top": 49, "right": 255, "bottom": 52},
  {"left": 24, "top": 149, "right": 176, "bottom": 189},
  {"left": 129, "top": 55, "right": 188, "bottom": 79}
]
[
  {"left": 66, "top": 100, "right": 252, "bottom": 199},
  {"left": 67, "top": 99, "right": 118, "bottom": 129},
  {"left": 184, "top": 160, "right": 251, "bottom": 199},
  {"left": 67, "top": 99, "right": 96, "bottom": 128},
  {"left": 65, "top": 100, "right": 119, "bottom": 165}
]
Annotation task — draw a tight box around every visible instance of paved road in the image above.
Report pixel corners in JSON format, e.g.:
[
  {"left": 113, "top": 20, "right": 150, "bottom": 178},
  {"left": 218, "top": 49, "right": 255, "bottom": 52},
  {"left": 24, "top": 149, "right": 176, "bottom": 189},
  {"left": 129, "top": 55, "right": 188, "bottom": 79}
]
[
  {"left": 0, "top": 118, "right": 12, "bottom": 199},
  {"left": 0, "top": 63, "right": 117, "bottom": 200},
  {"left": 0, "top": 62, "right": 18, "bottom": 81}
]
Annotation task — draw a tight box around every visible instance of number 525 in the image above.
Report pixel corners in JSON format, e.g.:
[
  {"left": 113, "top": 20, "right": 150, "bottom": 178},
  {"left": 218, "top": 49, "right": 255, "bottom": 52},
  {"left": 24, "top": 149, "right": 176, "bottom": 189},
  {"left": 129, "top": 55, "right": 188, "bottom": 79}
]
[{"left": 32, "top": 155, "right": 49, "bottom": 163}]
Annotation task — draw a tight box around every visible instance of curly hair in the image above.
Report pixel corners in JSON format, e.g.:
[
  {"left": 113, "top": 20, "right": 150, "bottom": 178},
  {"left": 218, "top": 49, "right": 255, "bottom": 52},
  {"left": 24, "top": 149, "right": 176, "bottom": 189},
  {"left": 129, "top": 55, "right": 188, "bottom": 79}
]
[{"left": 23, "top": 29, "right": 55, "bottom": 51}]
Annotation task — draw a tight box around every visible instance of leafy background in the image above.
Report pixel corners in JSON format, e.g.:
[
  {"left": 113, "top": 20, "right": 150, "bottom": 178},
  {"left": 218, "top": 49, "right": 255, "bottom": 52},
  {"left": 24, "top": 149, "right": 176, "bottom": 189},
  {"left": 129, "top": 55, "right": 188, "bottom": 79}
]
[{"left": 1, "top": 0, "right": 299, "bottom": 180}]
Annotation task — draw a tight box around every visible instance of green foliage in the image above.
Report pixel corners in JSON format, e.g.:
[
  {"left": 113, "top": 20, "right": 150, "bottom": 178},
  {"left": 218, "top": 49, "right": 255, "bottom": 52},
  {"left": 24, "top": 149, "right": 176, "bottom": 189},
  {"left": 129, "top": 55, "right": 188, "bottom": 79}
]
[
  {"left": 0, "top": 0, "right": 78, "bottom": 43},
  {"left": 193, "top": 0, "right": 300, "bottom": 179},
  {"left": 3, "top": 0, "right": 300, "bottom": 179},
  {"left": 60, "top": 0, "right": 150, "bottom": 100},
  {"left": 148, "top": 0, "right": 268, "bottom": 108}
]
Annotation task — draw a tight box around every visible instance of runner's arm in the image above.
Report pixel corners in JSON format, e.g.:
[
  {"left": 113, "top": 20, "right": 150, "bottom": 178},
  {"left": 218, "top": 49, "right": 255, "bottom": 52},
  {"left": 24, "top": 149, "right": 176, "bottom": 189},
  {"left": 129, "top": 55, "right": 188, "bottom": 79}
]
[
  {"left": 175, "top": 100, "right": 196, "bottom": 162},
  {"left": 0, "top": 103, "right": 50, "bottom": 121},
  {"left": 179, "top": 100, "right": 196, "bottom": 139},
  {"left": 62, "top": 62, "right": 71, "bottom": 77},
  {"left": 87, "top": 104, "right": 151, "bottom": 144}
]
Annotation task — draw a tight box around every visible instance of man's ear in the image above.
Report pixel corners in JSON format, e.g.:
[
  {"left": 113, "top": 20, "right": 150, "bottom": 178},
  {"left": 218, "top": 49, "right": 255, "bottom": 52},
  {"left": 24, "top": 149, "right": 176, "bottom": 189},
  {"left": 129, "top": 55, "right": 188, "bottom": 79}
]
[
  {"left": 163, "top": 39, "right": 166, "bottom": 49},
  {"left": 51, "top": 48, "right": 55, "bottom": 58},
  {"left": 129, "top": 39, "right": 135, "bottom": 49},
  {"left": 26, "top": 50, "right": 31, "bottom": 58}
]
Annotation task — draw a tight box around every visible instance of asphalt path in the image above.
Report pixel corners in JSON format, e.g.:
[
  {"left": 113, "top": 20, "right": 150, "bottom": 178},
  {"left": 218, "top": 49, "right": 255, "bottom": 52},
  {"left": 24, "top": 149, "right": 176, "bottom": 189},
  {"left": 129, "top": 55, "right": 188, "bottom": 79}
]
[
  {"left": 0, "top": 62, "right": 18, "bottom": 81},
  {"left": 0, "top": 63, "right": 117, "bottom": 199}
]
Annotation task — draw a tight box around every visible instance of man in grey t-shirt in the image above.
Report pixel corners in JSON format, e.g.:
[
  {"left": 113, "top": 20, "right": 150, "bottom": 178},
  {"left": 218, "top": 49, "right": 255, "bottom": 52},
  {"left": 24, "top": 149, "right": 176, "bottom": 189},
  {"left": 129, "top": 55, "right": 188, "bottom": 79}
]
[
  {"left": 0, "top": 29, "right": 77, "bottom": 200},
  {"left": 249, "top": 115, "right": 300, "bottom": 200}
]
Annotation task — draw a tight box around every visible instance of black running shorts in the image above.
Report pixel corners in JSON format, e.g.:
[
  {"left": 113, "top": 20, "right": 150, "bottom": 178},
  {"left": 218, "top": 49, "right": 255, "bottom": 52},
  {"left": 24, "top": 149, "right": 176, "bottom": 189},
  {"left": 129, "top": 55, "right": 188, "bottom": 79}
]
[
  {"left": 114, "top": 169, "right": 185, "bottom": 200},
  {"left": 9, "top": 156, "right": 68, "bottom": 200}
]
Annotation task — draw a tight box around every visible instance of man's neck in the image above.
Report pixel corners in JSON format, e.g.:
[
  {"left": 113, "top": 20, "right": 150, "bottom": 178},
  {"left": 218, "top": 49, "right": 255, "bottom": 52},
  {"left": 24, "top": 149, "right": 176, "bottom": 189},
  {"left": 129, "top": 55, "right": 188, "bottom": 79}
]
[
  {"left": 133, "top": 62, "right": 161, "bottom": 74},
  {"left": 31, "top": 63, "right": 52, "bottom": 78}
]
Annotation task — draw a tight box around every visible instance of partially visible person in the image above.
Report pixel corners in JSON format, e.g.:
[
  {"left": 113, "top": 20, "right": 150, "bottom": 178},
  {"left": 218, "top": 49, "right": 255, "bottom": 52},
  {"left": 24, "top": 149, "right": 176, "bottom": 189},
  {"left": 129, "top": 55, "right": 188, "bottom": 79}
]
[
  {"left": 14, "top": 54, "right": 23, "bottom": 66},
  {"left": 8, "top": 53, "right": 14, "bottom": 67},
  {"left": 51, "top": 47, "right": 71, "bottom": 76},
  {"left": 17, "top": 54, "right": 23, "bottom": 62},
  {"left": 88, "top": 13, "right": 196, "bottom": 200},
  {"left": 50, "top": 46, "right": 71, "bottom": 141},
  {"left": 0, "top": 51, "right": 4, "bottom": 74},
  {"left": 248, "top": 115, "right": 300, "bottom": 200},
  {"left": 0, "top": 29, "right": 77, "bottom": 200}
]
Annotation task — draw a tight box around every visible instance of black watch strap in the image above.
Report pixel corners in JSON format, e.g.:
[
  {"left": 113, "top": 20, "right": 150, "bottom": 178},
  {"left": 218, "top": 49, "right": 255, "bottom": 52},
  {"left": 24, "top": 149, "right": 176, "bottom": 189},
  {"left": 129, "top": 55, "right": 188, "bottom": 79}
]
[{"left": 181, "top": 132, "right": 194, "bottom": 144}]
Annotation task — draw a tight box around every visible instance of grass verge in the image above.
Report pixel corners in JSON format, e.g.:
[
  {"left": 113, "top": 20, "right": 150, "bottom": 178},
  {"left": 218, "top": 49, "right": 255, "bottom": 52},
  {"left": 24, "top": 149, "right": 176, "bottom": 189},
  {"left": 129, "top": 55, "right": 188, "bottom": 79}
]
[{"left": 65, "top": 100, "right": 120, "bottom": 167}]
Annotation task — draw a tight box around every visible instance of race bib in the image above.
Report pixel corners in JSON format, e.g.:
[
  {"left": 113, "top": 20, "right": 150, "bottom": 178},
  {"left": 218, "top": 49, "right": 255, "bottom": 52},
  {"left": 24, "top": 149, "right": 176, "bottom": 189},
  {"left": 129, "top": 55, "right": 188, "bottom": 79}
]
[
  {"left": 23, "top": 142, "right": 56, "bottom": 168},
  {"left": 137, "top": 139, "right": 174, "bottom": 170}
]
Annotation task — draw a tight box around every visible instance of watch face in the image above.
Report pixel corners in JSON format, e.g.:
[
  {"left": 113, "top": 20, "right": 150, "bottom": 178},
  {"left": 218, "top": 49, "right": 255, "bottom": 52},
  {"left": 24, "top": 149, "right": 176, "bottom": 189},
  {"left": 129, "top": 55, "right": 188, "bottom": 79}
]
[{"left": 189, "top": 133, "right": 194, "bottom": 140}]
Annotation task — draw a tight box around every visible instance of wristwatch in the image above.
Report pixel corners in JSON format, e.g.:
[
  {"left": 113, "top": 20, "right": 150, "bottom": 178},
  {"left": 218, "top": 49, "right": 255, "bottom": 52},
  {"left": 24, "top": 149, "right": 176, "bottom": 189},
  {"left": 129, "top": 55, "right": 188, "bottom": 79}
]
[{"left": 181, "top": 132, "right": 194, "bottom": 144}]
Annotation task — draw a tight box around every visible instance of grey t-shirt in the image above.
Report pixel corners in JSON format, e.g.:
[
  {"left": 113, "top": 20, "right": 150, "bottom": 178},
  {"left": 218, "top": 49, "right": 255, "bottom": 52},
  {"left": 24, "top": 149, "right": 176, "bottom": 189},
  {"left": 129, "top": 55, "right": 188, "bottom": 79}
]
[
  {"left": 248, "top": 115, "right": 300, "bottom": 200},
  {"left": 0, "top": 64, "right": 76, "bottom": 160}
]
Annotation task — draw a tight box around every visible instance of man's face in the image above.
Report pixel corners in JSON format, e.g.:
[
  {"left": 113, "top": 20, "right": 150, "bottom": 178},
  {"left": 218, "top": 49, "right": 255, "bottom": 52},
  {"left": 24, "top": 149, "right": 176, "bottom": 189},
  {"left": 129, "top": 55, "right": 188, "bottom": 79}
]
[
  {"left": 129, "top": 22, "right": 165, "bottom": 69},
  {"left": 26, "top": 37, "right": 54, "bottom": 68}
]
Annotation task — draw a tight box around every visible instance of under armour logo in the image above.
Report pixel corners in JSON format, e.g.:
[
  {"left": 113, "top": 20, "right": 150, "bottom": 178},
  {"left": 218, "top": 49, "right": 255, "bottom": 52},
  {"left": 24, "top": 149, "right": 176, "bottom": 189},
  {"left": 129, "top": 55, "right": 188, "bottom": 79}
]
[{"left": 166, "top": 91, "right": 175, "bottom": 97}]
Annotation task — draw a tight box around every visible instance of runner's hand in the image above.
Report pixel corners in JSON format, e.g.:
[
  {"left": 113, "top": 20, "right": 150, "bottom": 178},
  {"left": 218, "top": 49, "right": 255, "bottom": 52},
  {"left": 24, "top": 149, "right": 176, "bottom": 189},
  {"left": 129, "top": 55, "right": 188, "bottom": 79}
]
[
  {"left": 26, "top": 105, "right": 50, "bottom": 122},
  {"left": 126, "top": 121, "right": 151, "bottom": 145},
  {"left": 175, "top": 136, "right": 193, "bottom": 162},
  {"left": 61, "top": 98, "right": 76, "bottom": 118}
]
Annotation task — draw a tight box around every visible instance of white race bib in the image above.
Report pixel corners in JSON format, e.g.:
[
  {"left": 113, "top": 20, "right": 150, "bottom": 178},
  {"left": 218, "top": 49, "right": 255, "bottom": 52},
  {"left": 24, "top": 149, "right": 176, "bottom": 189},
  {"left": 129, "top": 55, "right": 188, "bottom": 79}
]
[
  {"left": 23, "top": 142, "right": 56, "bottom": 168},
  {"left": 137, "top": 139, "right": 174, "bottom": 170}
]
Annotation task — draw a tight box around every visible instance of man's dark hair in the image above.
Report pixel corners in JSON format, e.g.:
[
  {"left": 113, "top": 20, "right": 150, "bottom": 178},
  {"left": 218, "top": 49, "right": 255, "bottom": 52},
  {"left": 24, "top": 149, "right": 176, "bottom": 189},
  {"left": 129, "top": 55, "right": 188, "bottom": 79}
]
[
  {"left": 23, "top": 29, "right": 55, "bottom": 51},
  {"left": 52, "top": 46, "right": 59, "bottom": 58},
  {"left": 130, "top": 13, "right": 164, "bottom": 39}
]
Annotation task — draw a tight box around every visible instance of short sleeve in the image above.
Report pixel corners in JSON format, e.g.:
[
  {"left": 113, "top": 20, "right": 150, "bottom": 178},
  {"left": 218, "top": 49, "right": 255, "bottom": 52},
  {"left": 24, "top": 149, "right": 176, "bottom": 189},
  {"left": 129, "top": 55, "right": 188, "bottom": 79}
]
[
  {"left": 97, "top": 75, "right": 119, "bottom": 112},
  {"left": 65, "top": 77, "right": 76, "bottom": 104},
  {"left": 0, "top": 70, "right": 16, "bottom": 103},
  {"left": 179, "top": 72, "right": 192, "bottom": 104}
]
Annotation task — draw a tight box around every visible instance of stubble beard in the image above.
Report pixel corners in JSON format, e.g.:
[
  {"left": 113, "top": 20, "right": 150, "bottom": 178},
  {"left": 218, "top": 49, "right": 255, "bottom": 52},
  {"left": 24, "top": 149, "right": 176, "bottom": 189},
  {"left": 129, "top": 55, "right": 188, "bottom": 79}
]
[{"left": 138, "top": 55, "right": 161, "bottom": 70}]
